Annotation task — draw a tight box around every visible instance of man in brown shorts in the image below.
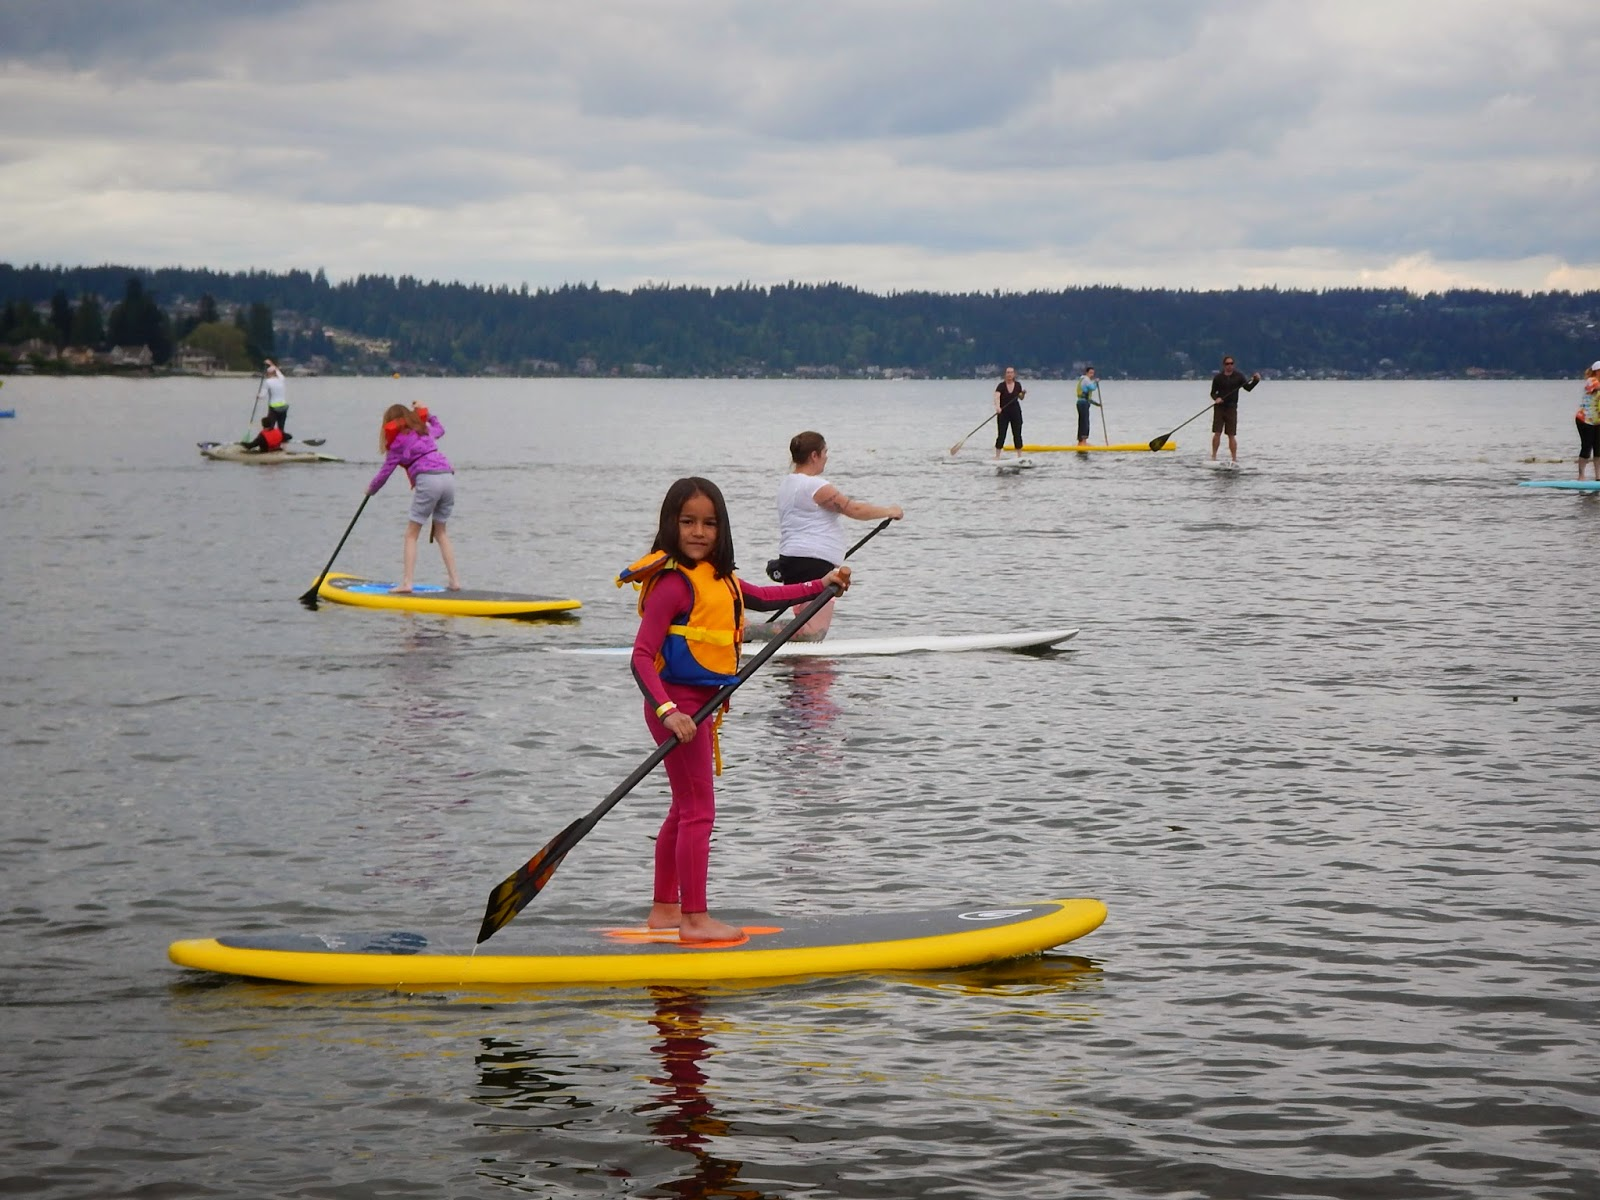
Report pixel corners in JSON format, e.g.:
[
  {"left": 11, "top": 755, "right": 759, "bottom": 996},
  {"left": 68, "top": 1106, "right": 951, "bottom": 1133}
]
[{"left": 1209, "top": 355, "right": 1261, "bottom": 463}]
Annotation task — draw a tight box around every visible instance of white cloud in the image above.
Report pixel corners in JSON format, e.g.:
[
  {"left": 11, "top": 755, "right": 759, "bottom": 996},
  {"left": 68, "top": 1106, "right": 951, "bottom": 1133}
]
[{"left": 1, "top": 0, "right": 1596, "bottom": 293}]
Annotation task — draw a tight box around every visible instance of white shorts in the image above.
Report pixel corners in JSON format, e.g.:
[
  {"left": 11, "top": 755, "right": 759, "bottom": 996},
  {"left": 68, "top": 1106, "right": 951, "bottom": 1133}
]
[{"left": 408, "top": 472, "right": 455, "bottom": 525}]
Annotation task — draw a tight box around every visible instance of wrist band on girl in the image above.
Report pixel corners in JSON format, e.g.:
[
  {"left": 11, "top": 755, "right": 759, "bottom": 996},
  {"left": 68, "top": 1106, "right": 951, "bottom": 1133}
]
[{"left": 655, "top": 701, "right": 678, "bottom": 718}]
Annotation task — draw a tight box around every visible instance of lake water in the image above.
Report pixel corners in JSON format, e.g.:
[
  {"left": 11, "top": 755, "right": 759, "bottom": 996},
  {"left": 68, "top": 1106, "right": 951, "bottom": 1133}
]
[{"left": 2, "top": 375, "right": 1597, "bottom": 1199}]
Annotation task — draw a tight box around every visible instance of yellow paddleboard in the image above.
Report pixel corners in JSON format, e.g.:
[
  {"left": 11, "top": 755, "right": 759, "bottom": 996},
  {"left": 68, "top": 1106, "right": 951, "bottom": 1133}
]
[
  {"left": 168, "top": 898, "right": 1107, "bottom": 986},
  {"left": 315, "top": 572, "right": 581, "bottom": 619},
  {"left": 1020, "top": 443, "right": 1176, "bottom": 453}
]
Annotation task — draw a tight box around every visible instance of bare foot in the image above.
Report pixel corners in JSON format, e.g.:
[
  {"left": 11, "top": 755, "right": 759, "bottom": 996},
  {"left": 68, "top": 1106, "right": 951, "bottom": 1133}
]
[
  {"left": 390, "top": 585, "right": 414, "bottom": 594},
  {"left": 678, "top": 912, "right": 744, "bottom": 943},
  {"left": 647, "top": 902, "right": 681, "bottom": 930},
  {"left": 447, "top": 583, "right": 462, "bottom": 591}
]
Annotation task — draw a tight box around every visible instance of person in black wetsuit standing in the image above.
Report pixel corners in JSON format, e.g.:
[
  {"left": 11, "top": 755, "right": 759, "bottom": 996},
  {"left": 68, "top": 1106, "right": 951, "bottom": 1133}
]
[
  {"left": 993, "top": 366, "right": 1025, "bottom": 460},
  {"left": 1209, "top": 354, "right": 1261, "bottom": 463}
]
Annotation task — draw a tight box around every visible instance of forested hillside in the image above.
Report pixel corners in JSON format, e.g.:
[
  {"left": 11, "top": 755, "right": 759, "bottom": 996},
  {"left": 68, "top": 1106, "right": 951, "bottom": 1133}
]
[{"left": 2, "top": 262, "right": 1595, "bottom": 378}]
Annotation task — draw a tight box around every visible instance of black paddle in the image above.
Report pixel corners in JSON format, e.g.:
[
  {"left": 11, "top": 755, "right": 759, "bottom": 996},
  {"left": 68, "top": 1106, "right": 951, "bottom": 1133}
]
[
  {"left": 764, "top": 516, "right": 891, "bottom": 624},
  {"left": 1148, "top": 402, "right": 1216, "bottom": 452},
  {"left": 477, "top": 580, "right": 844, "bottom": 944},
  {"left": 1096, "top": 377, "right": 1109, "bottom": 446},
  {"left": 299, "top": 494, "right": 371, "bottom": 609}
]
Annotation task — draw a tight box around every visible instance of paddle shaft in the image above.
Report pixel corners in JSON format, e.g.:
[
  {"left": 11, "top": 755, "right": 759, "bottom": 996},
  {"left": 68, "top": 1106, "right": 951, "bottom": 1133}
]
[
  {"left": 299, "top": 494, "right": 371, "bottom": 607},
  {"left": 244, "top": 374, "right": 264, "bottom": 440},
  {"left": 1097, "top": 379, "right": 1109, "bottom": 446},
  {"left": 1149, "top": 400, "right": 1216, "bottom": 452},
  {"left": 764, "top": 516, "right": 891, "bottom": 623},
  {"left": 948, "top": 413, "right": 991, "bottom": 456},
  {"left": 477, "top": 581, "right": 843, "bottom": 943}
]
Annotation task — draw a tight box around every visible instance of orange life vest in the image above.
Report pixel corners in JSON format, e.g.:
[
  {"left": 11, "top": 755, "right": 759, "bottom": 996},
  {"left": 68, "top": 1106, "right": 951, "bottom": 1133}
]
[{"left": 618, "top": 552, "right": 744, "bottom": 686}]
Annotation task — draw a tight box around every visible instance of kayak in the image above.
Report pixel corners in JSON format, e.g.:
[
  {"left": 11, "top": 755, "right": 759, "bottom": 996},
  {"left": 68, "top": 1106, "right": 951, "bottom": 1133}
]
[
  {"left": 560, "top": 627, "right": 1078, "bottom": 658},
  {"left": 167, "top": 897, "right": 1108, "bottom": 986},
  {"left": 1517, "top": 479, "right": 1600, "bottom": 492},
  {"left": 1020, "top": 443, "right": 1176, "bottom": 452},
  {"left": 199, "top": 441, "right": 343, "bottom": 464},
  {"left": 316, "top": 572, "right": 581, "bottom": 618}
]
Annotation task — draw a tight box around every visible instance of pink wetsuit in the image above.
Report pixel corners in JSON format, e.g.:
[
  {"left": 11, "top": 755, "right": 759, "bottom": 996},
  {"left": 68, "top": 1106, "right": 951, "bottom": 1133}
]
[{"left": 630, "top": 569, "right": 828, "bottom": 912}]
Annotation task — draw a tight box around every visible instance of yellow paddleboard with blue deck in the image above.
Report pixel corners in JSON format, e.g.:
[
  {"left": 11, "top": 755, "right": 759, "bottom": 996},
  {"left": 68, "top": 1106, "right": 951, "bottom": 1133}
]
[
  {"left": 168, "top": 898, "right": 1106, "bottom": 986},
  {"left": 315, "top": 572, "right": 581, "bottom": 619}
]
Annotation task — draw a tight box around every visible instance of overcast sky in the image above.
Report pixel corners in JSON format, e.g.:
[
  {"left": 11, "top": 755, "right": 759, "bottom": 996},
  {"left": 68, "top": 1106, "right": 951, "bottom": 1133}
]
[{"left": 2, "top": 0, "right": 1596, "bottom": 295}]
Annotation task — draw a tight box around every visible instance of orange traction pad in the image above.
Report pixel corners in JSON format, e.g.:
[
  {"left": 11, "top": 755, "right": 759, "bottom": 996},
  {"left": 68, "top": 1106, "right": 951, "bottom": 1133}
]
[{"left": 600, "top": 925, "right": 785, "bottom": 949}]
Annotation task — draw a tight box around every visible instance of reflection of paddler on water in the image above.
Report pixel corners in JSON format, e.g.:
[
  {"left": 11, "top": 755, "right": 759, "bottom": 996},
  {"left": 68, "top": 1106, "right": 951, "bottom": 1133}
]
[
  {"left": 640, "top": 987, "right": 781, "bottom": 1199},
  {"left": 762, "top": 430, "right": 903, "bottom": 642},
  {"left": 621, "top": 476, "right": 852, "bottom": 944}
]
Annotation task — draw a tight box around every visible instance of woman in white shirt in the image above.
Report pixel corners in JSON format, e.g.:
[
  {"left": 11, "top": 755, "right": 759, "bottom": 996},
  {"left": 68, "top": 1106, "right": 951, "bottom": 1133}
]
[{"left": 769, "top": 431, "right": 903, "bottom": 640}]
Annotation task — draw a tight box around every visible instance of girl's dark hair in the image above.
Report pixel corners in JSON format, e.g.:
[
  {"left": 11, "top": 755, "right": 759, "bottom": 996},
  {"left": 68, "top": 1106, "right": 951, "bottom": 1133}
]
[
  {"left": 789, "top": 430, "right": 826, "bottom": 465},
  {"left": 653, "top": 477, "right": 736, "bottom": 577}
]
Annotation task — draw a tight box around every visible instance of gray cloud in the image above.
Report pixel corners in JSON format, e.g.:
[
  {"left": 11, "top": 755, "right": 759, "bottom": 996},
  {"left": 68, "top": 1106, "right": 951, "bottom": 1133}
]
[{"left": 0, "top": 0, "right": 1595, "bottom": 293}]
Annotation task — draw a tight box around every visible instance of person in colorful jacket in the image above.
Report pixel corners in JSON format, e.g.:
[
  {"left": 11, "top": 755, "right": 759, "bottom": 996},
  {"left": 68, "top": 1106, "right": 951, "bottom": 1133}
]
[
  {"left": 367, "top": 403, "right": 459, "bottom": 593},
  {"left": 621, "top": 476, "right": 851, "bottom": 944},
  {"left": 1075, "top": 367, "right": 1101, "bottom": 445}
]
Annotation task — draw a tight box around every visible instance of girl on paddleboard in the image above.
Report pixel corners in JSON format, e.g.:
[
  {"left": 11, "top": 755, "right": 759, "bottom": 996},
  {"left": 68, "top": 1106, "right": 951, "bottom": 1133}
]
[
  {"left": 619, "top": 477, "right": 851, "bottom": 943},
  {"left": 367, "top": 402, "right": 460, "bottom": 594}
]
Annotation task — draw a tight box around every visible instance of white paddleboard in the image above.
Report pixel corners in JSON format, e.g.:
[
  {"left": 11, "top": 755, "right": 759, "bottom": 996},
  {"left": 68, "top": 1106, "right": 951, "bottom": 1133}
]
[
  {"left": 560, "top": 628, "right": 1078, "bottom": 659},
  {"left": 995, "top": 456, "right": 1037, "bottom": 473}
]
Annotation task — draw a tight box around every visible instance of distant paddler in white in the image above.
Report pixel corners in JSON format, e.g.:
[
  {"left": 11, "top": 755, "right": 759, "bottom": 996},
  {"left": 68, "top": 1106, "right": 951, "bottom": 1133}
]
[
  {"left": 759, "top": 430, "right": 904, "bottom": 641},
  {"left": 258, "top": 360, "right": 289, "bottom": 434}
]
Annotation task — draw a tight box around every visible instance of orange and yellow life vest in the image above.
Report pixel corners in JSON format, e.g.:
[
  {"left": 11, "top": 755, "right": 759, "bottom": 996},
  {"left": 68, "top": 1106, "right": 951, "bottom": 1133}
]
[{"left": 617, "top": 552, "right": 744, "bottom": 687}]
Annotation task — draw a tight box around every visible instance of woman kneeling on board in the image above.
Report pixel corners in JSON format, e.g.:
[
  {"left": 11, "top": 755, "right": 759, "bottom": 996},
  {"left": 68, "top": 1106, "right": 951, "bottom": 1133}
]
[
  {"left": 766, "top": 430, "right": 902, "bottom": 641},
  {"left": 621, "top": 477, "right": 851, "bottom": 942},
  {"left": 367, "top": 402, "right": 460, "bottom": 593}
]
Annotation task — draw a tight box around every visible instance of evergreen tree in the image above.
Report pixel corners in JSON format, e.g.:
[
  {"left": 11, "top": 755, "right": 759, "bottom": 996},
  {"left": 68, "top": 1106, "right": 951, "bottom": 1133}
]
[
  {"left": 49, "top": 288, "right": 73, "bottom": 346},
  {"left": 234, "top": 300, "right": 275, "bottom": 363},
  {"left": 70, "top": 293, "right": 105, "bottom": 348},
  {"left": 106, "top": 277, "right": 173, "bottom": 363}
]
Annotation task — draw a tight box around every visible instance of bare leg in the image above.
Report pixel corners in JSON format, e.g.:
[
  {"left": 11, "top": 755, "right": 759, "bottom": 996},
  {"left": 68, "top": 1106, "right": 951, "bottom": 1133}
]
[
  {"left": 679, "top": 911, "right": 744, "bottom": 942},
  {"left": 1210, "top": 431, "right": 1220, "bottom": 460},
  {"left": 783, "top": 595, "right": 835, "bottom": 641},
  {"left": 1227, "top": 434, "right": 1238, "bottom": 463},
  {"left": 392, "top": 522, "right": 423, "bottom": 592},
  {"left": 433, "top": 522, "right": 461, "bottom": 589}
]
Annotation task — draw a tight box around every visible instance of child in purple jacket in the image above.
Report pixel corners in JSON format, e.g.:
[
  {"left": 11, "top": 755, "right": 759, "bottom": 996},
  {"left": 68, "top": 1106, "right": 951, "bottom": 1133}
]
[{"left": 368, "top": 403, "right": 460, "bottom": 593}]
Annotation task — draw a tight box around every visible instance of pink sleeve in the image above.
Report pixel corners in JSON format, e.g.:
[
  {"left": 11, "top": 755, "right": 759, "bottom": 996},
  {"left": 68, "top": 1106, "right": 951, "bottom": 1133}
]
[
  {"left": 738, "top": 576, "right": 829, "bottom": 608},
  {"left": 630, "top": 572, "right": 691, "bottom": 710}
]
